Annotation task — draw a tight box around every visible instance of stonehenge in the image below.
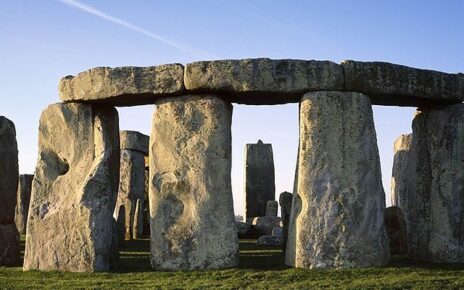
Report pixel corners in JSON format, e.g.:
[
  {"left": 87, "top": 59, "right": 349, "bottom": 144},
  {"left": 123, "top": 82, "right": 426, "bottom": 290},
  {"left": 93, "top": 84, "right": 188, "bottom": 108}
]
[
  {"left": 244, "top": 140, "right": 275, "bottom": 220},
  {"left": 23, "top": 103, "right": 120, "bottom": 272},
  {"left": 2, "top": 57, "right": 460, "bottom": 272},
  {"left": 0, "top": 116, "right": 20, "bottom": 266}
]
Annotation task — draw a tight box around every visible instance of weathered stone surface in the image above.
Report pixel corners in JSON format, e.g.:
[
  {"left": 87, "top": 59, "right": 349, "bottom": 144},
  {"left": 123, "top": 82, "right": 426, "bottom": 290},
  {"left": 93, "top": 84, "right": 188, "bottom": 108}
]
[
  {"left": 120, "top": 130, "right": 149, "bottom": 155},
  {"left": 279, "top": 191, "right": 293, "bottom": 250},
  {"left": 286, "top": 91, "right": 390, "bottom": 269},
  {"left": 24, "top": 103, "right": 120, "bottom": 272},
  {"left": 236, "top": 222, "right": 251, "bottom": 235},
  {"left": 59, "top": 64, "right": 185, "bottom": 106},
  {"left": 133, "top": 199, "right": 143, "bottom": 239},
  {"left": 115, "top": 205, "right": 126, "bottom": 248},
  {"left": 265, "top": 200, "right": 278, "bottom": 217},
  {"left": 14, "top": 174, "right": 33, "bottom": 234},
  {"left": 185, "top": 58, "right": 344, "bottom": 104},
  {"left": 342, "top": 60, "right": 464, "bottom": 106},
  {"left": 272, "top": 227, "right": 283, "bottom": 239},
  {"left": 143, "top": 169, "right": 150, "bottom": 236},
  {"left": 149, "top": 95, "right": 239, "bottom": 270},
  {"left": 385, "top": 206, "right": 408, "bottom": 255},
  {"left": 402, "top": 104, "right": 464, "bottom": 263},
  {"left": 114, "top": 149, "right": 145, "bottom": 241},
  {"left": 0, "top": 116, "right": 19, "bottom": 225},
  {"left": 245, "top": 140, "right": 275, "bottom": 219},
  {"left": 0, "top": 224, "right": 20, "bottom": 266},
  {"left": 251, "top": 216, "right": 282, "bottom": 236},
  {"left": 391, "top": 134, "right": 413, "bottom": 207},
  {"left": 257, "top": 235, "right": 282, "bottom": 247}
]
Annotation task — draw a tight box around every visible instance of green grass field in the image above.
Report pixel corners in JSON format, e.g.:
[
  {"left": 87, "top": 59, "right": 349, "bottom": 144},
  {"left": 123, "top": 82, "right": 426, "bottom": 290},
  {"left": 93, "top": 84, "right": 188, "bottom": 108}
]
[{"left": 1, "top": 238, "right": 464, "bottom": 289}]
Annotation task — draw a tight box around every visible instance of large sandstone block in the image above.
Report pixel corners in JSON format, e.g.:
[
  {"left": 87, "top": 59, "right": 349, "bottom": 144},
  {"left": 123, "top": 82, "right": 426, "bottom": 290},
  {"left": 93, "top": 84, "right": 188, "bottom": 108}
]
[
  {"left": 0, "top": 116, "right": 19, "bottom": 225},
  {"left": 0, "top": 224, "right": 20, "bottom": 266},
  {"left": 244, "top": 140, "right": 275, "bottom": 219},
  {"left": 391, "top": 134, "right": 413, "bottom": 207},
  {"left": 15, "top": 174, "right": 34, "bottom": 234},
  {"left": 149, "top": 95, "right": 239, "bottom": 270},
  {"left": 342, "top": 60, "right": 464, "bottom": 106},
  {"left": 120, "top": 130, "right": 149, "bottom": 155},
  {"left": 185, "top": 58, "right": 344, "bottom": 104},
  {"left": 385, "top": 206, "right": 408, "bottom": 255},
  {"left": 24, "top": 103, "right": 120, "bottom": 272},
  {"left": 114, "top": 149, "right": 145, "bottom": 240},
  {"left": 59, "top": 64, "right": 185, "bottom": 106},
  {"left": 265, "top": 201, "right": 278, "bottom": 217},
  {"left": 286, "top": 91, "right": 390, "bottom": 269},
  {"left": 279, "top": 191, "right": 293, "bottom": 251},
  {"left": 402, "top": 104, "right": 464, "bottom": 263}
]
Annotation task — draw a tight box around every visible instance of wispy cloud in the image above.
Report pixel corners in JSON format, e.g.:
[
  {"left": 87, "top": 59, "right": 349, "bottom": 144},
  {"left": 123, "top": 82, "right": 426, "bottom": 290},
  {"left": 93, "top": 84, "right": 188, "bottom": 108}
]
[{"left": 57, "top": 0, "right": 218, "bottom": 59}]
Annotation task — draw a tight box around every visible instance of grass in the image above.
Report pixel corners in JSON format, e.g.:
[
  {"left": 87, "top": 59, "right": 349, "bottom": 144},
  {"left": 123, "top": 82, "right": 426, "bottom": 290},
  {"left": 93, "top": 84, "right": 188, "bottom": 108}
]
[{"left": 1, "top": 238, "right": 464, "bottom": 289}]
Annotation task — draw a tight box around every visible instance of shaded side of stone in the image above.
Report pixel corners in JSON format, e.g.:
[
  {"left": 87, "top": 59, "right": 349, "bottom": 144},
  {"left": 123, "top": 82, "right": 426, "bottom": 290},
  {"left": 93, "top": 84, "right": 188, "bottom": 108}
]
[
  {"left": 279, "top": 191, "right": 293, "bottom": 251},
  {"left": 265, "top": 200, "right": 278, "bottom": 217},
  {"left": 120, "top": 130, "right": 149, "bottom": 154},
  {"left": 14, "top": 174, "right": 33, "bottom": 234},
  {"left": 385, "top": 206, "right": 408, "bottom": 255}
]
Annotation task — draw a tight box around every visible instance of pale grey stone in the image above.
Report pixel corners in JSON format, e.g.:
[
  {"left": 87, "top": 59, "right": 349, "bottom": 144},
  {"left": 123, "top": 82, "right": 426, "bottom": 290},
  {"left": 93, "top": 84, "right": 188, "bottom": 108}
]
[
  {"left": 272, "top": 227, "right": 283, "bottom": 239},
  {"left": 149, "top": 95, "right": 239, "bottom": 270},
  {"left": 244, "top": 140, "right": 275, "bottom": 219},
  {"left": 59, "top": 64, "right": 185, "bottom": 106},
  {"left": 342, "top": 60, "right": 464, "bottom": 105},
  {"left": 265, "top": 200, "right": 278, "bottom": 217},
  {"left": 133, "top": 199, "right": 143, "bottom": 239},
  {"left": 120, "top": 130, "right": 149, "bottom": 155},
  {"left": 279, "top": 191, "right": 293, "bottom": 250},
  {"left": 251, "top": 216, "right": 282, "bottom": 236},
  {"left": 115, "top": 205, "right": 125, "bottom": 248},
  {"left": 14, "top": 174, "right": 33, "bottom": 234},
  {"left": 286, "top": 91, "right": 390, "bottom": 269},
  {"left": 24, "top": 103, "right": 120, "bottom": 272},
  {"left": 185, "top": 58, "right": 344, "bottom": 104}
]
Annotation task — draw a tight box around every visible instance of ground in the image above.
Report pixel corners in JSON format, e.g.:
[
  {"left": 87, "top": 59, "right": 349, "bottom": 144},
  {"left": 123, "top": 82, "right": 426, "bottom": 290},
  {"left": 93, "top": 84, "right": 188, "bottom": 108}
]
[{"left": 1, "top": 238, "right": 464, "bottom": 289}]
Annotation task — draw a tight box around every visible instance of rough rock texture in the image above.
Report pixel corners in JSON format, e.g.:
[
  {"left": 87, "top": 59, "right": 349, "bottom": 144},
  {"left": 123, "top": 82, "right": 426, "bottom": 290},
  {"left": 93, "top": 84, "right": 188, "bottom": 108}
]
[
  {"left": 59, "top": 64, "right": 185, "bottom": 106},
  {"left": 149, "top": 95, "right": 239, "bottom": 270},
  {"left": 279, "top": 191, "right": 293, "bottom": 250},
  {"left": 24, "top": 103, "right": 120, "bottom": 272},
  {"left": 185, "top": 58, "right": 344, "bottom": 104},
  {"left": 251, "top": 216, "right": 282, "bottom": 236},
  {"left": 114, "top": 149, "right": 145, "bottom": 240},
  {"left": 286, "top": 91, "right": 390, "bottom": 269},
  {"left": 402, "top": 104, "right": 464, "bottom": 263},
  {"left": 244, "top": 140, "right": 275, "bottom": 219},
  {"left": 236, "top": 222, "right": 251, "bottom": 235},
  {"left": 265, "top": 201, "right": 278, "bottom": 217},
  {"left": 133, "top": 199, "right": 143, "bottom": 239},
  {"left": 143, "top": 169, "right": 150, "bottom": 236},
  {"left": 385, "top": 206, "right": 408, "bottom": 255},
  {"left": 115, "top": 205, "right": 126, "bottom": 248},
  {"left": 391, "top": 134, "right": 413, "bottom": 207},
  {"left": 120, "top": 130, "right": 149, "bottom": 155},
  {"left": 0, "top": 116, "right": 19, "bottom": 225},
  {"left": 272, "top": 227, "right": 283, "bottom": 239},
  {"left": 0, "top": 224, "right": 20, "bottom": 266},
  {"left": 342, "top": 60, "right": 464, "bottom": 106},
  {"left": 257, "top": 235, "right": 282, "bottom": 247},
  {"left": 14, "top": 174, "right": 33, "bottom": 234},
  {"left": 0, "top": 116, "right": 20, "bottom": 266}
]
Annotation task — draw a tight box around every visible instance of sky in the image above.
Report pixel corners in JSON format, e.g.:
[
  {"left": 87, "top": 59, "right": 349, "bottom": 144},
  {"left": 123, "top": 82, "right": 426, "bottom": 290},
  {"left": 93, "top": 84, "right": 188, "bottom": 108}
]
[{"left": 1, "top": 0, "right": 463, "bottom": 216}]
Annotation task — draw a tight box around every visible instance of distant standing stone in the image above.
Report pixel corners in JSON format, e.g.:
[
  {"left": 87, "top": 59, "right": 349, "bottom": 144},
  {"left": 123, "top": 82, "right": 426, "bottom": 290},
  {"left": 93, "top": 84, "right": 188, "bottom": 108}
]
[
  {"left": 265, "top": 200, "right": 278, "bottom": 217},
  {"left": 252, "top": 216, "right": 282, "bottom": 236},
  {"left": 115, "top": 205, "right": 126, "bottom": 248},
  {"left": 279, "top": 191, "right": 293, "bottom": 251},
  {"left": 14, "top": 174, "right": 33, "bottom": 234},
  {"left": 286, "top": 91, "right": 390, "bottom": 269},
  {"left": 385, "top": 206, "right": 408, "bottom": 255},
  {"left": 391, "top": 134, "right": 413, "bottom": 207},
  {"left": 244, "top": 140, "right": 275, "bottom": 219}
]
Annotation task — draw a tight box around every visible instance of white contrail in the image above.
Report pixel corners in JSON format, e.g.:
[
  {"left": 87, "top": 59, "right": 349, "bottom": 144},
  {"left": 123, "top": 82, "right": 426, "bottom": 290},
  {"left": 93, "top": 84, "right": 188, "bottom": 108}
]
[{"left": 57, "top": 0, "right": 218, "bottom": 59}]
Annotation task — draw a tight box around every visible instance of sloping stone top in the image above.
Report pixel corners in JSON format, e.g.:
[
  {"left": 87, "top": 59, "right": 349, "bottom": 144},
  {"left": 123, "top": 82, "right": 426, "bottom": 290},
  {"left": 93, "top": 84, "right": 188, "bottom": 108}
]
[
  {"left": 120, "top": 130, "right": 149, "bottom": 154},
  {"left": 59, "top": 58, "right": 464, "bottom": 107}
]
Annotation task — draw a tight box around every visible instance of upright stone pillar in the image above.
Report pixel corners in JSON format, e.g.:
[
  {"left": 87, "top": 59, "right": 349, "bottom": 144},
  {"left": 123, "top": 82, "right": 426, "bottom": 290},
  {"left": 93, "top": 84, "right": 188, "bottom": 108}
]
[
  {"left": 279, "top": 191, "right": 293, "bottom": 251},
  {"left": 15, "top": 174, "right": 33, "bottom": 234},
  {"left": 265, "top": 201, "right": 278, "bottom": 217},
  {"left": 114, "top": 130, "right": 148, "bottom": 240},
  {"left": 286, "top": 91, "right": 390, "bottom": 269},
  {"left": 24, "top": 103, "right": 120, "bottom": 272},
  {"left": 400, "top": 104, "right": 464, "bottom": 263},
  {"left": 244, "top": 140, "right": 275, "bottom": 220},
  {"left": 391, "top": 134, "right": 413, "bottom": 207},
  {"left": 0, "top": 116, "right": 20, "bottom": 266},
  {"left": 149, "top": 95, "right": 239, "bottom": 270}
]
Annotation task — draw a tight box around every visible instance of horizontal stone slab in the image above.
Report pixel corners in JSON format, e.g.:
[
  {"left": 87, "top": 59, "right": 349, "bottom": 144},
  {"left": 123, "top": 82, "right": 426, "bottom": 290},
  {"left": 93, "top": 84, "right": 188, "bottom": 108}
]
[
  {"left": 59, "top": 64, "right": 184, "bottom": 106},
  {"left": 342, "top": 60, "right": 464, "bottom": 106},
  {"left": 184, "top": 58, "right": 344, "bottom": 104},
  {"left": 120, "top": 130, "right": 149, "bottom": 154}
]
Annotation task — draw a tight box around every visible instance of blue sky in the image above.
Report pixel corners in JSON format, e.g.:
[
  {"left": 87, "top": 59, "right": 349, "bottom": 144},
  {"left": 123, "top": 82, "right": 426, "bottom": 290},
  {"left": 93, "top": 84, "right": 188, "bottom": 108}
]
[{"left": 1, "top": 0, "right": 463, "bottom": 215}]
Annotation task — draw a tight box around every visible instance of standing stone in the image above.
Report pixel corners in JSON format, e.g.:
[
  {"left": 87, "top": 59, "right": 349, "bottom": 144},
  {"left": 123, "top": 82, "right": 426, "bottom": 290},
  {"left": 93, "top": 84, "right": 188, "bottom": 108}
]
[
  {"left": 385, "top": 206, "right": 408, "bottom": 255},
  {"left": 15, "top": 174, "right": 34, "bottom": 234},
  {"left": 24, "top": 103, "right": 120, "bottom": 272},
  {"left": 402, "top": 104, "right": 464, "bottom": 263},
  {"left": 279, "top": 191, "right": 293, "bottom": 251},
  {"left": 286, "top": 91, "right": 390, "bottom": 269},
  {"left": 115, "top": 205, "right": 126, "bottom": 248},
  {"left": 0, "top": 116, "right": 20, "bottom": 266},
  {"left": 265, "top": 200, "right": 278, "bottom": 217},
  {"left": 391, "top": 134, "right": 413, "bottom": 207},
  {"left": 149, "top": 95, "right": 239, "bottom": 270},
  {"left": 133, "top": 199, "right": 143, "bottom": 239},
  {"left": 244, "top": 140, "right": 275, "bottom": 219},
  {"left": 143, "top": 169, "right": 150, "bottom": 236}
]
